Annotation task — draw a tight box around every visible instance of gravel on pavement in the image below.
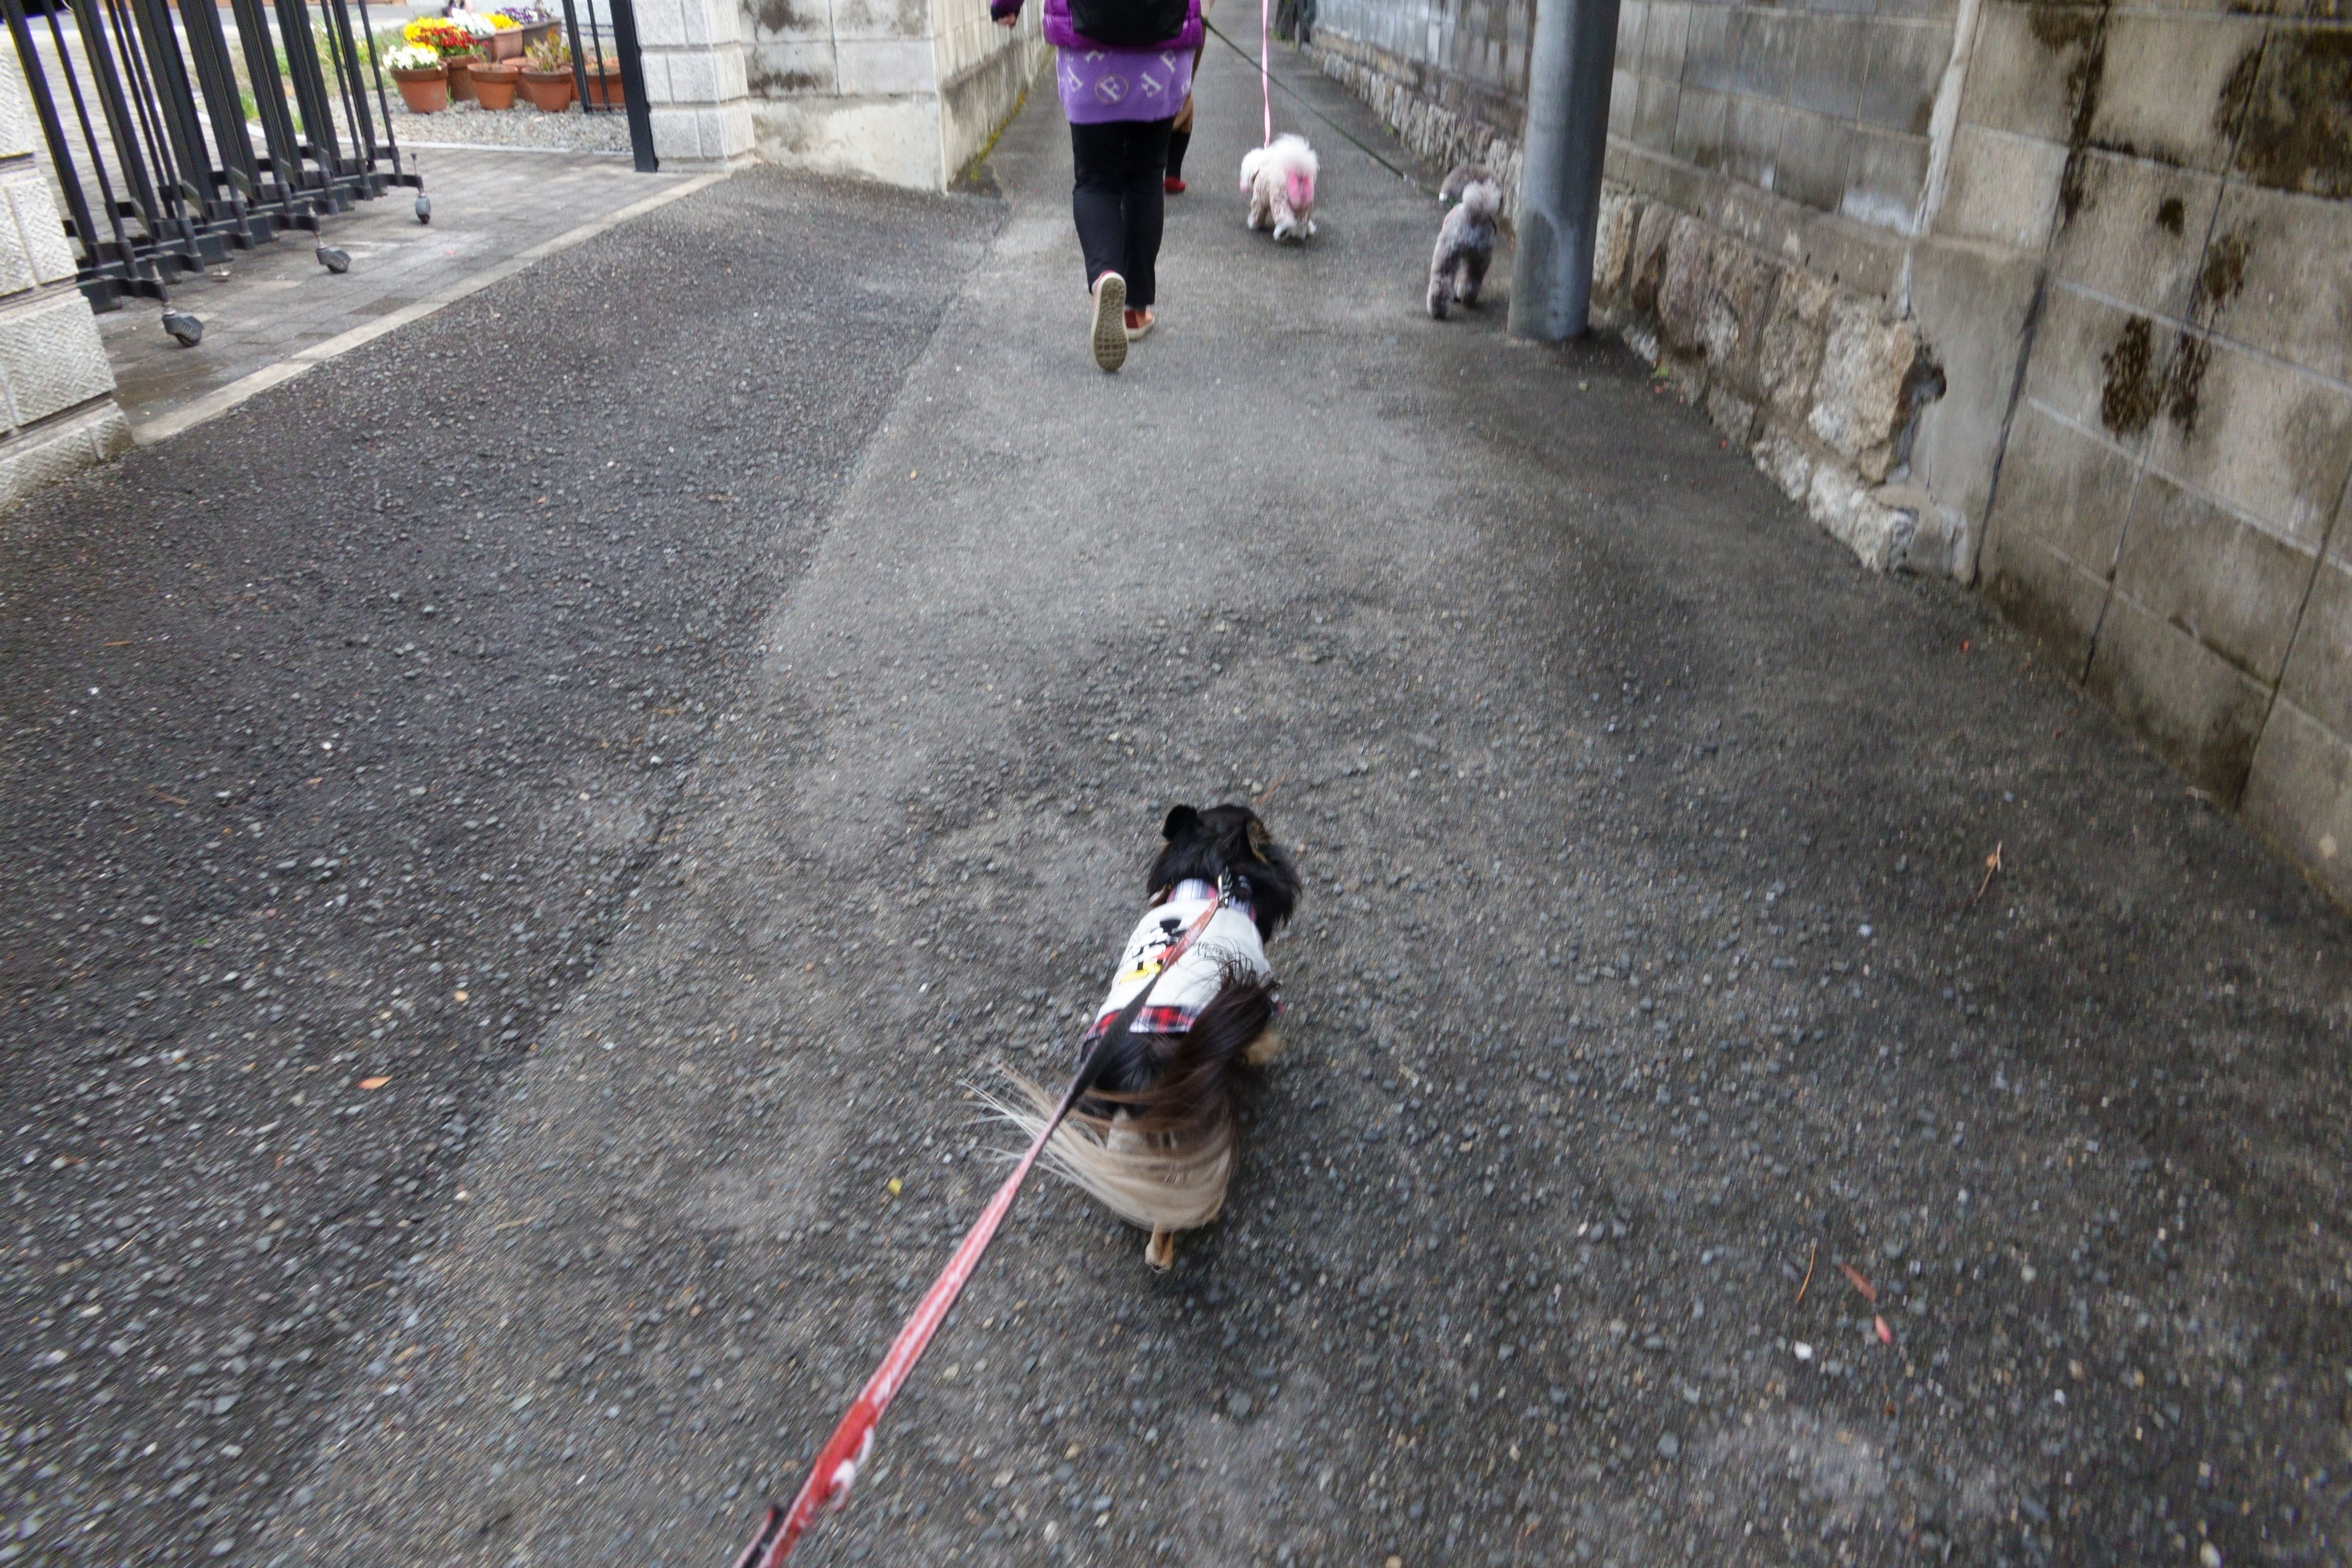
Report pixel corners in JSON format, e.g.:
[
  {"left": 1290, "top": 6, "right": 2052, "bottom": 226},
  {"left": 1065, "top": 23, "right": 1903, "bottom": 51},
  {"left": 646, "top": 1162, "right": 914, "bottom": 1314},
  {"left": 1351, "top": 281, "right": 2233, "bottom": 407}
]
[
  {"left": 5, "top": 43, "right": 2350, "bottom": 1568},
  {"left": 1, "top": 171, "right": 994, "bottom": 1567}
]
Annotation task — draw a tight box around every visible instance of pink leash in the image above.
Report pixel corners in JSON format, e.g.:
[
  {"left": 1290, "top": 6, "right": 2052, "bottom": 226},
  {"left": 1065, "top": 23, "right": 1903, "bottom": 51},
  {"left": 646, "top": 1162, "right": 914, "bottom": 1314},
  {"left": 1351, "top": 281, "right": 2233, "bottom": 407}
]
[
  {"left": 728, "top": 893, "right": 1226, "bottom": 1568},
  {"left": 1258, "top": 0, "right": 1271, "bottom": 146}
]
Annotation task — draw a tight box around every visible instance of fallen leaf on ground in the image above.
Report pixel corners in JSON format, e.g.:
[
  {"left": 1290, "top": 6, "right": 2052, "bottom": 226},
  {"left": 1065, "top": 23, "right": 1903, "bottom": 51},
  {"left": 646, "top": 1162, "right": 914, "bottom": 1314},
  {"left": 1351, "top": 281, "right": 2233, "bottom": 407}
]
[
  {"left": 1837, "top": 1263, "right": 1877, "bottom": 1305},
  {"left": 359, "top": 1076, "right": 390, "bottom": 1091},
  {"left": 1875, "top": 1315, "right": 1894, "bottom": 1345}
]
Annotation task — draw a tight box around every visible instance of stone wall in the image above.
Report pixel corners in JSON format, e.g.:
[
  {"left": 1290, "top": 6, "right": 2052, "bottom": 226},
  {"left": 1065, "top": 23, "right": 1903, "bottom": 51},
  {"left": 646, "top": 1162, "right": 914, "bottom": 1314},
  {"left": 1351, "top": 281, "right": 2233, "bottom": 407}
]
[
  {"left": 1588, "top": 190, "right": 1963, "bottom": 573},
  {"left": 0, "top": 53, "right": 130, "bottom": 508},
  {"left": 742, "top": 0, "right": 1044, "bottom": 186},
  {"left": 1310, "top": 0, "right": 2352, "bottom": 907},
  {"left": 639, "top": 0, "right": 760, "bottom": 164},
  {"left": 1963, "top": 13, "right": 2352, "bottom": 901}
]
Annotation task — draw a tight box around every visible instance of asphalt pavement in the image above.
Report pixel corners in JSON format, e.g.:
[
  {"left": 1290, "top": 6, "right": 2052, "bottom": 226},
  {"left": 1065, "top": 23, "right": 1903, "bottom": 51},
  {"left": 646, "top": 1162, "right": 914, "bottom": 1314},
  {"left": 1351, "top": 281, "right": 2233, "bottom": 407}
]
[{"left": 5, "top": 37, "right": 2351, "bottom": 1568}]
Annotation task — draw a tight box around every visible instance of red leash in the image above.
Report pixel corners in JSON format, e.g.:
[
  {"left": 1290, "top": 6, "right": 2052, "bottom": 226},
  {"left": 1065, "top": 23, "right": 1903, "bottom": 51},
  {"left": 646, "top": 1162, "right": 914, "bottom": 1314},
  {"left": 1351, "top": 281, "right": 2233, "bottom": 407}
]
[{"left": 729, "top": 891, "right": 1226, "bottom": 1568}]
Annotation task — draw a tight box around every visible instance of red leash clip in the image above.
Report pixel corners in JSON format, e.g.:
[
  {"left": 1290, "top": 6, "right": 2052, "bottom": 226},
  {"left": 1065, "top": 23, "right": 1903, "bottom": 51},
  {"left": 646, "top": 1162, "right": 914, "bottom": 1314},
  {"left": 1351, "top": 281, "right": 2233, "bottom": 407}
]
[{"left": 727, "top": 1412, "right": 871, "bottom": 1568}]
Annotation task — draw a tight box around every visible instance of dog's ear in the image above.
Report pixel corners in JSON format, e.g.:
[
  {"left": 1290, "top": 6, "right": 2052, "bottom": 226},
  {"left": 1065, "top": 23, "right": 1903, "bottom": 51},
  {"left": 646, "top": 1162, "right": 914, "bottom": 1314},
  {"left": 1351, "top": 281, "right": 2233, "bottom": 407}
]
[
  {"left": 1162, "top": 804, "right": 1201, "bottom": 841},
  {"left": 1245, "top": 817, "right": 1271, "bottom": 859}
]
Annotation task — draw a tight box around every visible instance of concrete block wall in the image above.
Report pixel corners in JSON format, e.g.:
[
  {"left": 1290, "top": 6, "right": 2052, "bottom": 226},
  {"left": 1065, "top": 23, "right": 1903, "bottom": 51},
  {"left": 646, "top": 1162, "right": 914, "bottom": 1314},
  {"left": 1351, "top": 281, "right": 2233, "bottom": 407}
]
[
  {"left": 742, "top": 0, "right": 1043, "bottom": 186},
  {"left": 1610, "top": 0, "right": 1957, "bottom": 235},
  {"left": 0, "top": 52, "right": 130, "bottom": 508},
  {"left": 1315, "top": 0, "right": 1534, "bottom": 162},
  {"left": 1969, "top": 9, "right": 2352, "bottom": 903},
  {"left": 638, "top": 0, "right": 759, "bottom": 163},
  {"left": 1309, "top": 0, "right": 2352, "bottom": 907}
]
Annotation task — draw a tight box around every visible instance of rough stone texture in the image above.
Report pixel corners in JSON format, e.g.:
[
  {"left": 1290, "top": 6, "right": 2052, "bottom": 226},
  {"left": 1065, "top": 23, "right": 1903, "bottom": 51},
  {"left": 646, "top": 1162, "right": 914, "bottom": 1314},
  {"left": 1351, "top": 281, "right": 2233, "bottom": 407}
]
[
  {"left": 1655, "top": 212, "right": 1715, "bottom": 354},
  {"left": 1626, "top": 195, "right": 1676, "bottom": 314},
  {"left": 0, "top": 64, "right": 125, "bottom": 511},
  {"left": 1700, "top": 237, "right": 1776, "bottom": 381},
  {"left": 0, "top": 404, "right": 130, "bottom": 508},
  {"left": 1752, "top": 428, "right": 1812, "bottom": 503},
  {"left": 1755, "top": 266, "right": 1832, "bottom": 423},
  {"left": 1807, "top": 462, "right": 1915, "bottom": 573},
  {"left": 14, "top": 58, "right": 2352, "bottom": 1568},
  {"left": 1703, "top": 383, "right": 1757, "bottom": 446},
  {"left": 1807, "top": 298, "right": 1927, "bottom": 483},
  {"left": 1309, "top": 0, "right": 2352, "bottom": 906},
  {"left": 1871, "top": 481, "right": 1969, "bottom": 579},
  {"left": 0, "top": 291, "right": 121, "bottom": 428},
  {"left": 1591, "top": 185, "right": 1637, "bottom": 296}
]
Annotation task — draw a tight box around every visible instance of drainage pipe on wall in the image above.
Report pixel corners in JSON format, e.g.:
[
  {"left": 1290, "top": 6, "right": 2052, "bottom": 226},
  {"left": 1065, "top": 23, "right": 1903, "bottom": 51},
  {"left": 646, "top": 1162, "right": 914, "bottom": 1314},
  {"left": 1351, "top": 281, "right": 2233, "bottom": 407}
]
[{"left": 1507, "top": 0, "right": 1621, "bottom": 340}]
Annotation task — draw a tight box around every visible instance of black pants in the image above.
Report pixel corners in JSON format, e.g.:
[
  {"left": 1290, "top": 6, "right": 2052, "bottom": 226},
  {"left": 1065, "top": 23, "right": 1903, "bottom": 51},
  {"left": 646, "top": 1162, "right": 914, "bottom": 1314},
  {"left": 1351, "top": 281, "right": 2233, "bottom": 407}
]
[{"left": 1071, "top": 116, "right": 1173, "bottom": 309}]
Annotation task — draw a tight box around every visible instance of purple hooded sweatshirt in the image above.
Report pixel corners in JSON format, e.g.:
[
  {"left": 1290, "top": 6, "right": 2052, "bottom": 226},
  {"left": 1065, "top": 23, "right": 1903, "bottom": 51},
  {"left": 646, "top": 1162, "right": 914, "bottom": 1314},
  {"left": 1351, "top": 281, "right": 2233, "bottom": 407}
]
[{"left": 990, "top": 0, "right": 1201, "bottom": 124}]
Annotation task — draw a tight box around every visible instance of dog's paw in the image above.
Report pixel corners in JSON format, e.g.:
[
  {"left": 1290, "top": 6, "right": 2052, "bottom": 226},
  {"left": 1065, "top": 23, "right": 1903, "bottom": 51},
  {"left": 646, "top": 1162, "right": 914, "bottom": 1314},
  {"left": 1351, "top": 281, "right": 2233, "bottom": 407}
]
[{"left": 1144, "top": 1228, "right": 1175, "bottom": 1271}]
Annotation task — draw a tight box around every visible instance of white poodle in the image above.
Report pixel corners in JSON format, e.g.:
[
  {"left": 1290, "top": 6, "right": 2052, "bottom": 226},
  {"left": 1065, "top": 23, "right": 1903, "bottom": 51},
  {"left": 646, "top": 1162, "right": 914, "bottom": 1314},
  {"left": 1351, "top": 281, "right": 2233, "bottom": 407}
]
[{"left": 1240, "top": 134, "right": 1318, "bottom": 242}]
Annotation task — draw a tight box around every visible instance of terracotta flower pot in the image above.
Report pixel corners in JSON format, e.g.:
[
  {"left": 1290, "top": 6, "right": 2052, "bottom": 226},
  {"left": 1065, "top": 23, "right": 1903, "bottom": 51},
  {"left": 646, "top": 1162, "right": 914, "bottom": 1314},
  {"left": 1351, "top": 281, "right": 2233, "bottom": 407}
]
[
  {"left": 391, "top": 64, "right": 448, "bottom": 114},
  {"left": 518, "top": 67, "right": 575, "bottom": 113},
  {"left": 583, "top": 64, "right": 625, "bottom": 108},
  {"left": 469, "top": 59, "right": 520, "bottom": 109},
  {"left": 446, "top": 54, "right": 479, "bottom": 103},
  {"left": 483, "top": 30, "right": 524, "bottom": 59}
]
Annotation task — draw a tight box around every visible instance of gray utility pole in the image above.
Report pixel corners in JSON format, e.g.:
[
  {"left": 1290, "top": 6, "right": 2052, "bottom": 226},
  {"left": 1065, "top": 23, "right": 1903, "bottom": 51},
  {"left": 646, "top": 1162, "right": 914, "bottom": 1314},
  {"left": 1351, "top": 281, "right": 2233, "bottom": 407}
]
[{"left": 1507, "top": 0, "right": 1623, "bottom": 340}]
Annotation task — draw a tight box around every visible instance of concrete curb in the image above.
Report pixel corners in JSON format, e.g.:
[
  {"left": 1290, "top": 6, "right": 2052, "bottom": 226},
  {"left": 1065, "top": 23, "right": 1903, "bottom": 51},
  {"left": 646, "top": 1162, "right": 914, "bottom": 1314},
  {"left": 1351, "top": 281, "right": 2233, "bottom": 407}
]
[{"left": 132, "top": 170, "right": 730, "bottom": 446}]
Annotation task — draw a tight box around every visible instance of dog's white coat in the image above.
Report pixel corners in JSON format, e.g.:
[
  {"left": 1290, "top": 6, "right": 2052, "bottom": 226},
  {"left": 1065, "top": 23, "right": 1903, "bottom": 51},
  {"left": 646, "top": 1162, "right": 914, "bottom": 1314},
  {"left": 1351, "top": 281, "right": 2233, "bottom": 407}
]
[
  {"left": 1240, "top": 134, "right": 1319, "bottom": 241},
  {"left": 1089, "top": 882, "right": 1271, "bottom": 1035}
]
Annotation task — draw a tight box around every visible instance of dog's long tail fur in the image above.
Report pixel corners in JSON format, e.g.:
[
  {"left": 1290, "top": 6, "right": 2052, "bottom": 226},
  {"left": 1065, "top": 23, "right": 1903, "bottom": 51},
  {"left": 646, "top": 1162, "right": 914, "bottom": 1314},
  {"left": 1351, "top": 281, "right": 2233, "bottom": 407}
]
[{"left": 986, "top": 970, "right": 1279, "bottom": 1233}]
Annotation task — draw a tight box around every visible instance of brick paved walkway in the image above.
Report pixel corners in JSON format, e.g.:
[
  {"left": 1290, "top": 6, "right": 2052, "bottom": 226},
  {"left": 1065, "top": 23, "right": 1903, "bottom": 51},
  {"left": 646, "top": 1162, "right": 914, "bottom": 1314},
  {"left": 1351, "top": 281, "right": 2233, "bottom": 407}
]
[{"left": 98, "top": 146, "right": 689, "bottom": 434}]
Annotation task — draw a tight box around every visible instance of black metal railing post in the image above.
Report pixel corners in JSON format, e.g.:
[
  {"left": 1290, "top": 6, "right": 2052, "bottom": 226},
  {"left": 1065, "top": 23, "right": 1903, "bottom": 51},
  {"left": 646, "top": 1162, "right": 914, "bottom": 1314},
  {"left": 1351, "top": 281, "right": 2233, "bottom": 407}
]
[
  {"left": 607, "top": 0, "right": 657, "bottom": 172},
  {"left": 4, "top": 0, "right": 421, "bottom": 317}
]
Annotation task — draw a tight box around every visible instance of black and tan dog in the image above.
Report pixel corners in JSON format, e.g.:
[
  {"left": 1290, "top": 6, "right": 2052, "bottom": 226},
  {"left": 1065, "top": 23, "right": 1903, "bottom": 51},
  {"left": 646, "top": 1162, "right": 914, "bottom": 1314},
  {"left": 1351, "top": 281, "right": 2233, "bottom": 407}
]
[{"left": 1002, "top": 803, "right": 1300, "bottom": 1270}]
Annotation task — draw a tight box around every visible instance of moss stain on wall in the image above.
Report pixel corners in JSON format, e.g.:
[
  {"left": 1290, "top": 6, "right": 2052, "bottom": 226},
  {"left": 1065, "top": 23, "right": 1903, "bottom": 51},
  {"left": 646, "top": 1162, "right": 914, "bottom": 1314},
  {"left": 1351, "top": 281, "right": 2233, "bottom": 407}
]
[{"left": 2226, "top": 29, "right": 2352, "bottom": 198}]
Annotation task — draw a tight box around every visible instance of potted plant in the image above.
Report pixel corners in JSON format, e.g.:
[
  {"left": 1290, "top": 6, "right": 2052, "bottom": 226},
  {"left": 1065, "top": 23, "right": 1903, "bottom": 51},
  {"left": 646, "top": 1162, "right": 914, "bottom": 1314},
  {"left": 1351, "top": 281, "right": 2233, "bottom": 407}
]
[
  {"left": 485, "top": 6, "right": 558, "bottom": 56},
  {"left": 386, "top": 42, "right": 448, "bottom": 113},
  {"left": 480, "top": 11, "right": 526, "bottom": 58},
  {"left": 582, "top": 52, "right": 625, "bottom": 108},
  {"left": 469, "top": 54, "right": 520, "bottom": 108},
  {"left": 442, "top": 10, "right": 497, "bottom": 96},
  {"left": 518, "top": 31, "right": 575, "bottom": 112}
]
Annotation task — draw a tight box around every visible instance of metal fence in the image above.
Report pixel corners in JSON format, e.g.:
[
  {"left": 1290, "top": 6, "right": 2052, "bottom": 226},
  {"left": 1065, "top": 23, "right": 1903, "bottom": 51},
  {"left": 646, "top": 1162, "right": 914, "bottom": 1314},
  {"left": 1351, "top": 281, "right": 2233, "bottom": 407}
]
[
  {"left": 551, "top": 0, "right": 654, "bottom": 172},
  {"left": 3, "top": 0, "right": 424, "bottom": 326}
]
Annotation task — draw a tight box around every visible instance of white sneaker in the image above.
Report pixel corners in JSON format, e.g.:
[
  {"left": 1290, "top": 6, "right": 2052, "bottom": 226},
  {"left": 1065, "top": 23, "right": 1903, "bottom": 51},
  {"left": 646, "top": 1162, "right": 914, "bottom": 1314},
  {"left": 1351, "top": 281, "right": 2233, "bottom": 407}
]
[{"left": 1091, "top": 272, "right": 1128, "bottom": 372}]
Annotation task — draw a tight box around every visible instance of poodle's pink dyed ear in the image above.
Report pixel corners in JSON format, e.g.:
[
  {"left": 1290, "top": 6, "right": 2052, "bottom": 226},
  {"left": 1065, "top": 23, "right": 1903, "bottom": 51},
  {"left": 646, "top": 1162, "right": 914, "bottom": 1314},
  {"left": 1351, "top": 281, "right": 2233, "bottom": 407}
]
[{"left": 1285, "top": 169, "right": 1314, "bottom": 211}]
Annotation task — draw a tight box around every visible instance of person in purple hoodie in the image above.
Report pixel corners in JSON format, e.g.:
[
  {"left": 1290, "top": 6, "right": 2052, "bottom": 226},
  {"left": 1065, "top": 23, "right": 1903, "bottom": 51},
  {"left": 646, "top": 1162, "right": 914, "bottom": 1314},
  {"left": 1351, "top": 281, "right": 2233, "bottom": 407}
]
[{"left": 994, "top": 0, "right": 1204, "bottom": 371}]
